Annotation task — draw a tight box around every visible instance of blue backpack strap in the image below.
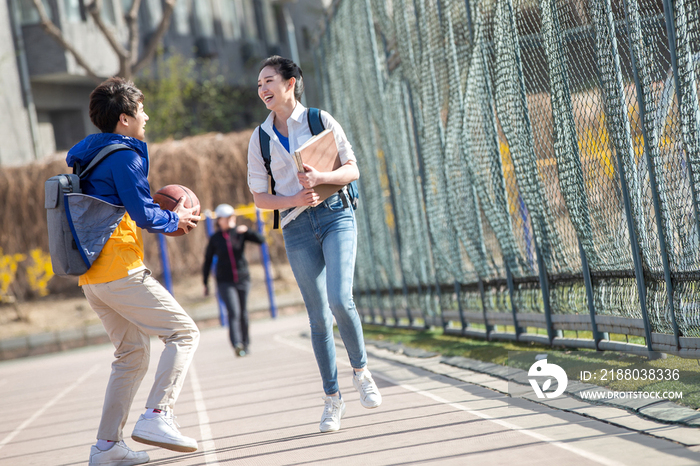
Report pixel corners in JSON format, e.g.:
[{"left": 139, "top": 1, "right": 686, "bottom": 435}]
[
  {"left": 258, "top": 126, "right": 280, "bottom": 229},
  {"left": 73, "top": 143, "right": 130, "bottom": 178},
  {"left": 307, "top": 107, "right": 325, "bottom": 135}
]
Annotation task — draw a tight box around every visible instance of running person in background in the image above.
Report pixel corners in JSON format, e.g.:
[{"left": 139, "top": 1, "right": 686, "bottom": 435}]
[
  {"left": 203, "top": 203, "right": 265, "bottom": 356},
  {"left": 247, "top": 56, "right": 382, "bottom": 433},
  {"left": 67, "top": 77, "right": 201, "bottom": 466}
]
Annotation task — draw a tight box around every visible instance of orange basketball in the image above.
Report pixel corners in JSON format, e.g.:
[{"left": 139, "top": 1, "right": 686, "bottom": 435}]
[{"left": 153, "top": 185, "right": 200, "bottom": 237}]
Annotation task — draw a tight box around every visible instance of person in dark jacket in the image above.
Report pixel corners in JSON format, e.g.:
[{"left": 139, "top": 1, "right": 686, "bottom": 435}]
[
  {"left": 203, "top": 204, "right": 265, "bottom": 356},
  {"left": 68, "top": 77, "right": 201, "bottom": 466}
]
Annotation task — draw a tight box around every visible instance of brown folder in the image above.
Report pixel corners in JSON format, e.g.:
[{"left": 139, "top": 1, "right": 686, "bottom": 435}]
[{"left": 294, "top": 129, "right": 344, "bottom": 201}]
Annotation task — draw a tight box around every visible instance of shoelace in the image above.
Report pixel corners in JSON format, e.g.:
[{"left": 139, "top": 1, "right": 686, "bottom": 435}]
[
  {"left": 162, "top": 412, "right": 181, "bottom": 429},
  {"left": 322, "top": 398, "right": 341, "bottom": 419},
  {"left": 358, "top": 374, "right": 378, "bottom": 396}
]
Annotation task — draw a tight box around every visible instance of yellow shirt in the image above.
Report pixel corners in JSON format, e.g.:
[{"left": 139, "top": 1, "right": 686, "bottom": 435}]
[{"left": 78, "top": 212, "right": 145, "bottom": 286}]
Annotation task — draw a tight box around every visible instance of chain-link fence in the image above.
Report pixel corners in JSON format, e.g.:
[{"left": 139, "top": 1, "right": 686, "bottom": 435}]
[{"left": 313, "top": 0, "right": 700, "bottom": 357}]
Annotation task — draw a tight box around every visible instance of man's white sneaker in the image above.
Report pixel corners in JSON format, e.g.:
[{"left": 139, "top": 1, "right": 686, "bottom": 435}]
[
  {"left": 89, "top": 440, "right": 149, "bottom": 466},
  {"left": 132, "top": 411, "right": 198, "bottom": 452},
  {"left": 319, "top": 396, "right": 346, "bottom": 433},
  {"left": 353, "top": 369, "right": 382, "bottom": 408}
]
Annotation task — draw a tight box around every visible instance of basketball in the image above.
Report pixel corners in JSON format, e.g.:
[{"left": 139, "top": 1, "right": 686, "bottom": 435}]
[{"left": 153, "top": 185, "right": 200, "bottom": 237}]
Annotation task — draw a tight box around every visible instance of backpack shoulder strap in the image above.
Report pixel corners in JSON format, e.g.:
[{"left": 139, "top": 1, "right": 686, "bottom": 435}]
[
  {"left": 258, "top": 126, "right": 274, "bottom": 194},
  {"left": 258, "top": 126, "right": 272, "bottom": 172},
  {"left": 258, "top": 126, "right": 280, "bottom": 229},
  {"left": 307, "top": 108, "right": 325, "bottom": 136},
  {"left": 76, "top": 144, "right": 130, "bottom": 179}
]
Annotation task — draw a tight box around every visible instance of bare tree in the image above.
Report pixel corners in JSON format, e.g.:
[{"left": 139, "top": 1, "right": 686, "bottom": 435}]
[{"left": 29, "top": 0, "right": 176, "bottom": 82}]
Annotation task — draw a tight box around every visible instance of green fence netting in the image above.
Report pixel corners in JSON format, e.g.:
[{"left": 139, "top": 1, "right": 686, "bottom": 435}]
[{"left": 313, "top": 0, "right": 700, "bottom": 355}]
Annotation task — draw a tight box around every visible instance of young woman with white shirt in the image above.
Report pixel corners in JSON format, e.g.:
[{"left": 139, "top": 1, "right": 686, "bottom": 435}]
[{"left": 247, "top": 56, "right": 382, "bottom": 432}]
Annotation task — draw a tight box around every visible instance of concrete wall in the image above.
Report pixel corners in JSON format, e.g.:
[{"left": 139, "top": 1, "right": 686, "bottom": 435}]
[{"left": 0, "top": 0, "right": 36, "bottom": 166}]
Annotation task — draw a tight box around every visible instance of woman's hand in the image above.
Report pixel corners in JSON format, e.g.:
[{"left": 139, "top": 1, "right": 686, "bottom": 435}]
[
  {"left": 236, "top": 225, "right": 248, "bottom": 234},
  {"left": 297, "top": 164, "right": 325, "bottom": 189},
  {"left": 294, "top": 188, "right": 321, "bottom": 207}
]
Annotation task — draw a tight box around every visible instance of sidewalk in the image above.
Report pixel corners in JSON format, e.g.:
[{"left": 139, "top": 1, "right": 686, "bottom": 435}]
[
  {"left": 0, "top": 283, "right": 305, "bottom": 361},
  {"left": 0, "top": 313, "right": 698, "bottom": 465},
  {"left": 2, "top": 285, "right": 699, "bottom": 438}
]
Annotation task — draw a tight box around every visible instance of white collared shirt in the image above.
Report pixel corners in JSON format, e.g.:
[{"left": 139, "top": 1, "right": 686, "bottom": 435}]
[{"left": 247, "top": 102, "right": 356, "bottom": 197}]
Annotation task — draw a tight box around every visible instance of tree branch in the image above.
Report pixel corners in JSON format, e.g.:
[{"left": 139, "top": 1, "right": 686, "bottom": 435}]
[
  {"left": 29, "top": 0, "right": 102, "bottom": 83},
  {"left": 85, "top": 0, "right": 130, "bottom": 60},
  {"left": 132, "top": 0, "right": 175, "bottom": 75},
  {"left": 125, "top": 0, "right": 142, "bottom": 62}
]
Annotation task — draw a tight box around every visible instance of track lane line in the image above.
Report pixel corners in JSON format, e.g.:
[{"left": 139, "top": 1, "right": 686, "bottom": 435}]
[
  {"left": 0, "top": 363, "right": 100, "bottom": 451},
  {"left": 275, "top": 334, "right": 625, "bottom": 466},
  {"left": 189, "top": 363, "right": 219, "bottom": 465}
]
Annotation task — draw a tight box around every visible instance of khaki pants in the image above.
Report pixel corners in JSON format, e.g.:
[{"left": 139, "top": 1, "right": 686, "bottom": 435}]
[{"left": 83, "top": 269, "right": 200, "bottom": 441}]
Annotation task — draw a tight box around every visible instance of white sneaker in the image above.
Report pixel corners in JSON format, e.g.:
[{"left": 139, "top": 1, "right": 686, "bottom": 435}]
[
  {"left": 353, "top": 369, "right": 382, "bottom": 408},
  {"left": 132, "top": 411, "right": 198, "bottom": 452},
  {"left": 89, "top": 440, "right": 149, "bottom": 466},
  {"left": 319, "top": 396, "right": 346, "bottom": 433}
]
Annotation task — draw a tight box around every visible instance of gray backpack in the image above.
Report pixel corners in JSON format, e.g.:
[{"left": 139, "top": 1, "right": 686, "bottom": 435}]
[{"left": 45, "top": 144, "right": 129, "bottom": 276}]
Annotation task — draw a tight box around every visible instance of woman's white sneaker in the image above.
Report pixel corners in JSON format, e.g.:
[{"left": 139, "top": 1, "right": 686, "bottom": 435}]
[
  {"left": 88, "top": 440, "right": 149, "bottom": 466},
  {"left": 353, "top": 369, "right": 382, "bottom": 408},
  {"left": 319, "top": 396, "right": 346, "bottom": 433},
  {"left": 131, "top": 411, "right": 198, "bottom": 452}
]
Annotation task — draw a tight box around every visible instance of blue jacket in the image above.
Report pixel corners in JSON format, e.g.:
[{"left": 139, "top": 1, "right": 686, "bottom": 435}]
[{"left": 66, "top": 133, "right": 178, "bottom": 234}]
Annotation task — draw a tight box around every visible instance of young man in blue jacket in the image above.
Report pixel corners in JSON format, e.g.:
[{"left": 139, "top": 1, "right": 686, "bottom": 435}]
[{"left": 67, "top": 77, "right": 201, "bottom": 466}]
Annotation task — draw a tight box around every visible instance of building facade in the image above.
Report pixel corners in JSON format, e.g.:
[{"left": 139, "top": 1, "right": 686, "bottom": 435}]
[{"left": 2, "top": 0, "right": 329, "bottom": 166}]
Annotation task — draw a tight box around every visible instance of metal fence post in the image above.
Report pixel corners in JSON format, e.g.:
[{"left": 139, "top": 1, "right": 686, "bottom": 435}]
[
  {"left": 157, "top": 234, "right": 174, "bottom": 296},
  {"left": 455, "top": 281, "right": 467, "bottom": 332},
  {"left": 205, "top": 214, "right": 227, "bottom": 326},
  {"left": 401, "top": 282, "right": 411, "bottom": 327},
  {"left": 594, "top": 0, "right": 655, "bottom": 353},
  {"left": 256, "top": 209, "right": 277, "bottom": 319},
  {"left": 534, "top": 239, "right": 556, "bottom": 344},
  {"left": 578, "top": 239, "right": 602, "bottom": 348},
  {"left": 406, "top": 83, "right": 439, "bottom": 330},
  {"left": 623, "top": 0, "right": 680, "bottom": 349},
  {"left": 464, "top": 0, "right": 474, "bottom": 43},
  {"left": 505, "top": 262, "right": 524, "bottom": 337},
  {"left": 478, "top": 279, "right": 493, "bottom": 338},
  {"left": 386, "top": 162, "right": 409, "bottom": 326},
  {"left": 356, "top": 175, "right": 383, "bottom": 325},
  {"left": 660, "top": 0, "right": 700, "bottom": 247},
  {"left": 613, "top": 145, "right": 655, "bottom": 352},
  {"left": 365, "top": 288, "right": 375, "bottom": 323},
  {"left": 386, "top": 287, "right": 395, "bottom": 325},
  {"left": 435, "top": 281, "right": 445, "bottom": 330}
]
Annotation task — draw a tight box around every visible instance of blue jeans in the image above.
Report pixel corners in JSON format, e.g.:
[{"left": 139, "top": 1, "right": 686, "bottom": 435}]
[{"left": 282, "top": 192, "right": 367, "bottom": 395}]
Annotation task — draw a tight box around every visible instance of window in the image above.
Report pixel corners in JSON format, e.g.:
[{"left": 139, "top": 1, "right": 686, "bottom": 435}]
[
  {"left": 101, "top": 0, "right": 117, "bottom": 25},
  {"left": 18, "top": 0, "right": 52, "bottom": 25},
  {"left": 121, "top": 0, "right": 134, "bottom": 17},
  {"left": 142, "top": 0, "right": 163, "bottom": 30},
  {"left": 50, "top": 110, "right": 85, "bottom": 151},
  {"left": 173, "top": 0, "right": 191, "bottom": 35},
  {"left": 62, "top": 0, "right": 82, "bottom": 22},
  {"left": 237, "top": 0, "right": 257, "bottom": 40},
  {"left": 260, "top": 0, "right": 278, "bottom": 44},
  {"left": 193, "top": 0, "right": 214, "bottom": 38},
  {"left": 218, "top": 0, "right": 240, "bottom": 40},
  {"left": 302, "top": 26, "right": 310, "bottom": 51}
]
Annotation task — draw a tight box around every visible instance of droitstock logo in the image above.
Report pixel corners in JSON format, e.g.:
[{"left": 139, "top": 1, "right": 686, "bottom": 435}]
[{"left": 528, "top": 357, "right": 568, "bottom": 399}]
